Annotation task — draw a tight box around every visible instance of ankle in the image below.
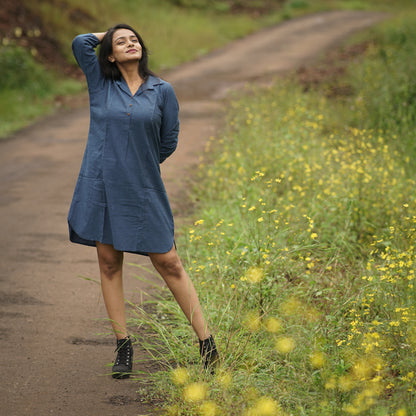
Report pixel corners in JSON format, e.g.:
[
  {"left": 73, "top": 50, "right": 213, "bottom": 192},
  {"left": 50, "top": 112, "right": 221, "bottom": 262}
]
[
  {"left": 116, "top": 336, "right": 131, "bottom": 348},
  {"left": 199, "top": 334, "right": 211, "bottom": 342}
]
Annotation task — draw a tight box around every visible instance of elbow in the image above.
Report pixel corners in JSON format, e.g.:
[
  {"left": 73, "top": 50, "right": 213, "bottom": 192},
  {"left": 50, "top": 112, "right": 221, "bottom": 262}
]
[
  {"left": 72, "top": 34, "right": 85, "bottom": 56},
  {"left": 159, "top": 143, "right": 178, "bottom": 163},
  {"left": 72, "top": 34, "right": 83, "bottom": 48}
]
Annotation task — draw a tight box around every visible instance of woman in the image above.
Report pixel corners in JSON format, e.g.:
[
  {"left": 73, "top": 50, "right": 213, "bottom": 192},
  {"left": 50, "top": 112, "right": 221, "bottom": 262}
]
[{"left": 68, "top": 23, "right": 218, "bottom": 378}]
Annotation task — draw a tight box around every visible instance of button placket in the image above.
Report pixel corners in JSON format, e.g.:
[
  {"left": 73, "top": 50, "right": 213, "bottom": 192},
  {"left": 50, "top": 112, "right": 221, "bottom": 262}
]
[{"left": 127, "top": 100, "right": 133, "bottom": 116}]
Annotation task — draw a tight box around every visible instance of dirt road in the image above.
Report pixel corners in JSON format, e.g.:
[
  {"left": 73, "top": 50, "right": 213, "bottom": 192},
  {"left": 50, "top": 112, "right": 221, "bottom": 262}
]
[{"left": 0, "top": 11, "right": 385, "bottom": 415}]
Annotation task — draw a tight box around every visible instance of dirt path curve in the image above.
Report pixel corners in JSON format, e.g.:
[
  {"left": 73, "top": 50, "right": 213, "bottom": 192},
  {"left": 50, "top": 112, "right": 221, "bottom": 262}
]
[{"left": 0, "top": 11, "right": 385, "bottom": 416}]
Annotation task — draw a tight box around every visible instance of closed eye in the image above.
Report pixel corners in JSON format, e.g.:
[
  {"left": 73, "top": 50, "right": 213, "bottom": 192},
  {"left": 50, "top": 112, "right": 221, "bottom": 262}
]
[{"left": 115, "top": 36, "right": 138, "bottom": 45}]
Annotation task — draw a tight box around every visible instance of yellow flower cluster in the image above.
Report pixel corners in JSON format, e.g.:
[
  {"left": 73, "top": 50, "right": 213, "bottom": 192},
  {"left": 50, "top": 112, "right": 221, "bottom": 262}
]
[
  {"left": 333, "top": 214, "right": 416, "bottom": 411},
  {"left": 243, "top": 396, "right": 283, "bottom": 416},
  {"left": 169, "top": 366, "right": 284, "bottom": 416}
]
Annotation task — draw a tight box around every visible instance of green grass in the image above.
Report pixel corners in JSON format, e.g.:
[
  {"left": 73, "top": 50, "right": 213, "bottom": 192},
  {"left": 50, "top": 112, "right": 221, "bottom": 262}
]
[
  {"left": 345, "top": 13, "right": 416, "bottom": 171},
  {"left": 0, "top": 82, "right": 81, "bottom": 138},
  {"left": 0, "top": 43, "right": 82, "bottom": 137},
  {"left": 128, "top": 8, "right": 416, "bottom": 416}
]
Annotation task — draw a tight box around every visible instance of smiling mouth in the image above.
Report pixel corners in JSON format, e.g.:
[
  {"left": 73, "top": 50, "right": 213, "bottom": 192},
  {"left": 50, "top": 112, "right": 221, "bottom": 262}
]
[{"left": 127, "top": 49, "right": 137, "bottom": 53}]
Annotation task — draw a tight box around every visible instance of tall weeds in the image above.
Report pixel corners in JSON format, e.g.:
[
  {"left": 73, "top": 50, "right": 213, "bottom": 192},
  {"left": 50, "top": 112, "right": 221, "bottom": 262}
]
[{"left": 346, "top": 13, "right": 416, "bottom": 171}]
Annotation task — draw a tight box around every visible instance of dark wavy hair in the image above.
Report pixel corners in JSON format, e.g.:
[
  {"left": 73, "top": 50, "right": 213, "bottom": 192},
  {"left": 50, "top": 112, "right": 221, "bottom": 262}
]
[{"left": 98, "top": 23, "right": 155, "bottom": 81}]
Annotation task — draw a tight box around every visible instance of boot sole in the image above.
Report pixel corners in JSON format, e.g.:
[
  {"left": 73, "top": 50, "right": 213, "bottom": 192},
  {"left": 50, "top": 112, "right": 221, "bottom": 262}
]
[{"left": 112, "top": 372, "right": 131, "bottom": 379}]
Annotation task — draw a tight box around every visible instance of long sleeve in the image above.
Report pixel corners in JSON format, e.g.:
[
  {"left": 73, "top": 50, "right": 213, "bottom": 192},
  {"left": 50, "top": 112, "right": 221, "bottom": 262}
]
[
  {"left": 159, "top": 82, "right": 179, "bottom": 163},
  {"left": 72, "top": 34, "right": 104, "bottom": 93}
]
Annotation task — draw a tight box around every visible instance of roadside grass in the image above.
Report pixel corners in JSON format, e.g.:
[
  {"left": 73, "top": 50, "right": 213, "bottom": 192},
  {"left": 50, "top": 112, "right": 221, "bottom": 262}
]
[
  {"left": 129, "top": 9, "right": 416, "bottom": 416},
  {"left": 344, "top": 12, "right": 416, "bottom": 172},
  {"left": 0, "top": 44, "right": 82, "bottom": 137},
  {"left": 0, "top": 82, "right": 80, "bottom": 137},
  {"left": 275, "top": 0, "right": 416, "bottom": 19}
]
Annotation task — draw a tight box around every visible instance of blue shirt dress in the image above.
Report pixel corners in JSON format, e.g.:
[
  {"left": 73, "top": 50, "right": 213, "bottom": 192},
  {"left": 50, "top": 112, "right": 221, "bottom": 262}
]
[{"left": 68, "top": 34, "right": 179, "bottom": 255}]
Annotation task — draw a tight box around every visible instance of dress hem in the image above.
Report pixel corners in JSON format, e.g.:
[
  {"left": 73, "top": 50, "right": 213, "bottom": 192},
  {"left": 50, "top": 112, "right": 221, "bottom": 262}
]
[{"left": 68, "top": 222, "right": 175, "bottom": 256}]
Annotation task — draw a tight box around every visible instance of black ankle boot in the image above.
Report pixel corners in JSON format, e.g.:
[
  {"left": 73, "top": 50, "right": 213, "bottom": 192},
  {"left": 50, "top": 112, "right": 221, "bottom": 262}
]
[
  {"left": 112, "top": 337, "right": 133, "bottom": 379},
  {"left": 199, "top": 335, "right": 219, "bottom": 373}
]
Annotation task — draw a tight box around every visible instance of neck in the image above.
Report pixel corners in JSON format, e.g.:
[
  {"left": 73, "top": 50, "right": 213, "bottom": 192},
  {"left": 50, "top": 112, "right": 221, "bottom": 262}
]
[{"left": 117, "top": 61, "right": 143, "bottom": 84}]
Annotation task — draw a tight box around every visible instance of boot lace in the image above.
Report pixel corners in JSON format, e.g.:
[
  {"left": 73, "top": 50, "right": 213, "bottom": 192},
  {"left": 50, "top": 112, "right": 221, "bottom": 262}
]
[{"left": 115, "top": 339, "right": 132, "bottom": 366}]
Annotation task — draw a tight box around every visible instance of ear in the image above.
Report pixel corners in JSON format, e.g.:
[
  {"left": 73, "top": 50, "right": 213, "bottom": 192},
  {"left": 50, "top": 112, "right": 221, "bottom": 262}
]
[{"left": 108, "top": 55, "right": 115, "bottom": 63}]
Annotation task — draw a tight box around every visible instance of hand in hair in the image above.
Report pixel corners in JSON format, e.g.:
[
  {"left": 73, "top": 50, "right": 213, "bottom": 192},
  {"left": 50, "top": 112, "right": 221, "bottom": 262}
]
[{"left": 92, "top": 32, "right": 107, "bottom": 43}]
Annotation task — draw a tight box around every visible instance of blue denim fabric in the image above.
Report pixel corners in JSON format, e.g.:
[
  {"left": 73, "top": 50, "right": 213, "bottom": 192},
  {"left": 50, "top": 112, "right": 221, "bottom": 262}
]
[{"left": 68, "top": 34, "right": 179, "bottom": 254}]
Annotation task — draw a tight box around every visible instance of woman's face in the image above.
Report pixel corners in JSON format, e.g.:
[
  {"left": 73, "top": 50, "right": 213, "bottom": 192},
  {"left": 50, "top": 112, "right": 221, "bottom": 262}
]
[{"left": 108, "top": 28, "right": 142, "bottom": 64}]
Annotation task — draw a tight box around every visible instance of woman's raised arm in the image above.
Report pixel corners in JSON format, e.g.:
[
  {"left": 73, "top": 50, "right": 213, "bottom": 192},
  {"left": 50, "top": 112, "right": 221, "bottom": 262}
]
[{"left": 92, "top": 32, "right": 107, "bottom": 43}]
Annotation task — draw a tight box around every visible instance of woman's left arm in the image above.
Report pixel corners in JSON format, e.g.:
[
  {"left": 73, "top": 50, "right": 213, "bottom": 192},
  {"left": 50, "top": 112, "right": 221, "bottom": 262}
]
[{"left": 159, "top": 83, "right": 180, "bottom": 163}]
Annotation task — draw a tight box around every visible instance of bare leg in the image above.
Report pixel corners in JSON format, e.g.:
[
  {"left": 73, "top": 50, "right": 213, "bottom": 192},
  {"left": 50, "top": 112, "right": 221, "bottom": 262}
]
[
  {"left": 148, "top": 245, "right": 210, "bottom": 341},
  {"left": 96, "top": 242, "right": 127, "bottom": 340}
]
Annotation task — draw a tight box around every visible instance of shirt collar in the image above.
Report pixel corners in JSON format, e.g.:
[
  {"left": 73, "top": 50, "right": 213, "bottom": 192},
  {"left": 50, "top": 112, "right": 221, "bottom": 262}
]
[{"left": 116, "top": 75, "right": 162, "bottom": 96}]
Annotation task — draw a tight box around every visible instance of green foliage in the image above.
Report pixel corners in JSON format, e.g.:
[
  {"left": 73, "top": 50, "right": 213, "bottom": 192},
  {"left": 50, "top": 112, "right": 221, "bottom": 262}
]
[
  {"left": 165, "top": 0, "right": 282, "bottom": 13},
  {"left": 129, "top": 10, "right": 416, "bottom": 416},
  {"left": 346, "top": 12, "right": 416, "bottom": 166},
  {"left": 167, "top": 0, "right": 231, "bottom": 11},
  {"left": 0, "top": 45, "right": 50, "bottom": 92},
  {"left": 0, "top": 77, "right": 82, "bottom": 138},
  {"left": 0, "top": 42, "right": 83, "bottom": 137}
]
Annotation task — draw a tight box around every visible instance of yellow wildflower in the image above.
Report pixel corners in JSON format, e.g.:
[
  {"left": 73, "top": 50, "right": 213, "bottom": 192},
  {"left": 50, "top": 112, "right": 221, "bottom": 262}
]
[
  {"left": 352, "top": 356, "right": 381, "bottom": 380},
  {"left": 275, "top": 336, "right": 295, "bottom": 354},
  {"left": 183, "top": 382, "right": 208, "bottom": 402},
  {"left": 264, "top": 317, "right": 282, "bottom": 333},
  {"left": 216, "top": 370, "right": 232, "bottom": 388},
  {"left": 325, "top": 377, "right": 336, "bottom": 390},
  {"left": 280, "top": 297, "right": 302, "bottom": 316},
  {"left": 339, "top": 375, "right": 355, "bottom": 392},
  {"left": 199, "top": 401, "right": 219, "bottom": 416},
  {"left": 246, "top": 266, "right": 264, "bottom": 283},
  {"left": 309, "top": 351, "right": 326, "bottom": 369},
  {"left": 244, "top": 311, "right": 261, "bottom": 332},
  {"left": 401, "top": 372, "right": 414, "bottom": 382},
  {"left": 171, "top": 367, "right": 189, "bottom": 385},
  {"left": 246, "top": 396, "right": 279, "bottom": 416}
]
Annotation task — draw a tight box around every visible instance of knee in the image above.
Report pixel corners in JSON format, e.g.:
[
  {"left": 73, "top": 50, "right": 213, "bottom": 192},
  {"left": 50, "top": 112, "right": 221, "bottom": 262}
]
[
  {"left": 98, "top": 252, "right": 123, "bottom": 278},
  {"left": 152, "top": 252, "right": 183, "bottom": 278},
  {"left": 100, "top": 260, "right": 122, "bottom": 278},
  {"left": 96, "top": 242, "right": 123, "bottom": 278}
]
